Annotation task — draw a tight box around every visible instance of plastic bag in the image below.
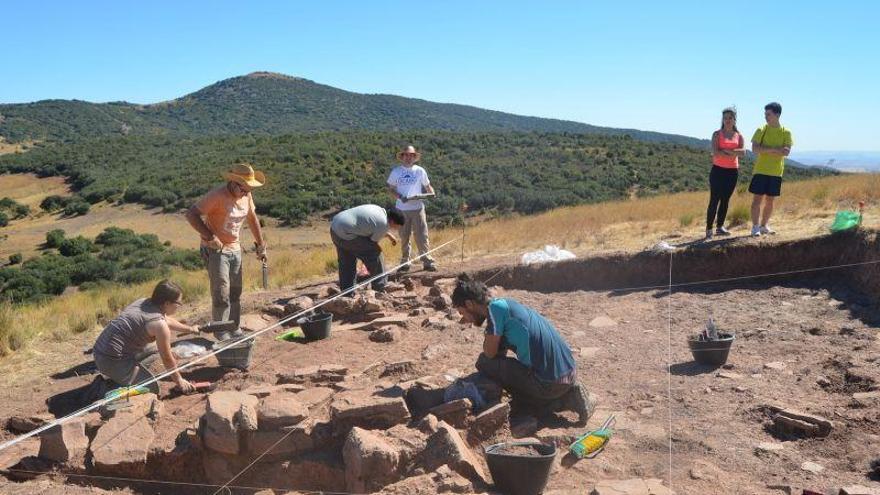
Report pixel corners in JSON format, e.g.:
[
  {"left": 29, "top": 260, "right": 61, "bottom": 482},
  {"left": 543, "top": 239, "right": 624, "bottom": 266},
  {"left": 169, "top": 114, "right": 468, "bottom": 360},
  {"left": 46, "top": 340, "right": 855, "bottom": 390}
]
[
  {"left": 443, "top": 379, "right": 486, "bottom": 410},
  {"left": 521, "top": 245, "right": 576, "bottom": 265},
  {"left": 830, "top": 210, "right": 860, "bottom": 233},
  {"left": 173, "top": 342, "right": 207, "bottom": 358},
  {"left": 651, "top": 241, "right": 677, "bottom": 253}
]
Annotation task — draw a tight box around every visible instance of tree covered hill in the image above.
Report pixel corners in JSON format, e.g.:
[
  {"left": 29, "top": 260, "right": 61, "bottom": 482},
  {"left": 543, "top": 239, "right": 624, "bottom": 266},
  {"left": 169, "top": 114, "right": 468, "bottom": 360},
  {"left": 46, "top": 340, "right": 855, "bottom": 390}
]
[
  {"left": 0, "top": 72, "right": 706, "bottom": 147},
  {"left": 0, "top": 131, "right": 832, "bottom": 226}
]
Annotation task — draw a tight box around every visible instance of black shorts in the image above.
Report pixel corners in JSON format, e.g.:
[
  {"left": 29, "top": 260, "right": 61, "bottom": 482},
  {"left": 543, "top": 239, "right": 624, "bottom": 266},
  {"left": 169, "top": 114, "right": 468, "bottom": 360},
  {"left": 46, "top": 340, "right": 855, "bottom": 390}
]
[{"left": 748, "top": 174, "right": 782, "bottom": 197}]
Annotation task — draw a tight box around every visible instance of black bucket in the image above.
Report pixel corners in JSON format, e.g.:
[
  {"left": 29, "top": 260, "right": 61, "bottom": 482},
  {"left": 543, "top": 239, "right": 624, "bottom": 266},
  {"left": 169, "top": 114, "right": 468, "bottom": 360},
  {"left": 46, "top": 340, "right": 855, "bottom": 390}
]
[
  {"left": 299, "top": 312, "right": 333, "bottom": 341},
  {"left": 485, "top": 441, "right": 556, "bottom": 495},
  {"left": 688, "top": 333, "right": 735, "bottom": 366}
]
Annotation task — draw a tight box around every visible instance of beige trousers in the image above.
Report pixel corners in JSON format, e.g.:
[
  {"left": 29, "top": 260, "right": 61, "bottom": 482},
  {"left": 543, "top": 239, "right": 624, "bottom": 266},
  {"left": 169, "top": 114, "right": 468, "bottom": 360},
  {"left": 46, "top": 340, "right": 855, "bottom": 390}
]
[{"left": 399, "top": 208, "right": 434, "bottom": 265}]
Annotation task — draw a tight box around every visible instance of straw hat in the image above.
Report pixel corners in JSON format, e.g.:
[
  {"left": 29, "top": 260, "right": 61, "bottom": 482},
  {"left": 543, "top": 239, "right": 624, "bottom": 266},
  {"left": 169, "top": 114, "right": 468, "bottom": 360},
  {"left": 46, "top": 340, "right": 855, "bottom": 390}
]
[
  {"left": 223, "top": 163, "right": 266, "bottom": 187},
  {"left": 396, "top": 145, "right": 421, "bottom": 161}
]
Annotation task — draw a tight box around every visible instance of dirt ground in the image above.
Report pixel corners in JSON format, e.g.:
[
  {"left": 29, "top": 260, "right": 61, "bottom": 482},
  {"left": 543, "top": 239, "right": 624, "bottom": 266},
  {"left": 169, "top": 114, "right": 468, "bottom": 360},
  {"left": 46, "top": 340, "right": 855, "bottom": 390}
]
[{"left": 1, "top": 238, "right": 879, "bottom": 494}]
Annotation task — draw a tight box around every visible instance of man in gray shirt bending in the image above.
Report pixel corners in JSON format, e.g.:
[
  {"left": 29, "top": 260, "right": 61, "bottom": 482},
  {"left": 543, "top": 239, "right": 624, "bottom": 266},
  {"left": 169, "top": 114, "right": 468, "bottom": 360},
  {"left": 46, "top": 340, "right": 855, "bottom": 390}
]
[{"left": 330, "top": 204, "right": 404, "bottom": 294}]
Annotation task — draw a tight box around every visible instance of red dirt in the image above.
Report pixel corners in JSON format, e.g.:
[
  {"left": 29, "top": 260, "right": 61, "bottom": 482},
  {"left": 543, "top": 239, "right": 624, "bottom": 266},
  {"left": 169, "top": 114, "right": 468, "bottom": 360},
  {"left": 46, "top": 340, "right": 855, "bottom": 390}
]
[{"left": 1, "top": 231, "right": 880, "bottom": 494}]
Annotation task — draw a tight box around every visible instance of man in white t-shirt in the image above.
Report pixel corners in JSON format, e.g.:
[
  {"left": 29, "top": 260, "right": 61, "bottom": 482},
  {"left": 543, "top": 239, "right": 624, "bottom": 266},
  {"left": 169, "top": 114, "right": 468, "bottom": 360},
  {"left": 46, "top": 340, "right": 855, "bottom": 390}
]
[{"left": 387, "top": 145, "right": 437, "bottom": 272}]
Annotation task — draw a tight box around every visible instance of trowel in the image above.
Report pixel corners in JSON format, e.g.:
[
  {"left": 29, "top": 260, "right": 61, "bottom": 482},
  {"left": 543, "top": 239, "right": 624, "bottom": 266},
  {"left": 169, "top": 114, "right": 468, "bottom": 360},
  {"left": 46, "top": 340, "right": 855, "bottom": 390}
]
[{"left": 199, "top": 320, "right": 239, "bottom": 341}]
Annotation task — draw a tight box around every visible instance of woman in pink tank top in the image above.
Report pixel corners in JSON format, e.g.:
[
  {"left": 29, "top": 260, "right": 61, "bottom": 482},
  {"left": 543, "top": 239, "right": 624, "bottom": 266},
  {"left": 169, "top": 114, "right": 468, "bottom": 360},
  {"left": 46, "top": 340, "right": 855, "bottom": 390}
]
[{"left": 705, "top": 108, "right": 746, "bottom": 239}]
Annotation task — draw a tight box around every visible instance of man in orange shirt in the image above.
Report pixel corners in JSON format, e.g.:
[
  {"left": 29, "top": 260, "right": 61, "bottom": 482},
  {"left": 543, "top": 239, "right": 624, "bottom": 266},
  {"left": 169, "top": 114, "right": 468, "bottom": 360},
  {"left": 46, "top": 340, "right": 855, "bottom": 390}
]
[{"left": 185, "top": 164, "right": 267, "bottom": 337}]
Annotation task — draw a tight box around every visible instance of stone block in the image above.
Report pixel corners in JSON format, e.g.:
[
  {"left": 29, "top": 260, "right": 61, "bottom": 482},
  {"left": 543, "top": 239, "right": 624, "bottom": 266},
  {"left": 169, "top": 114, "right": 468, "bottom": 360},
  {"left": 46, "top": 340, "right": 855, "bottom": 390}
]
[
  {"left": 343, "top": 427, "right": 401, "bottom": 492},
  {"left": 370, "top": 326, "right": 401, "bottom": 343},
  {"left": 242, "top": 383, "right": 306, "bottom": 398},
  {"left": 768, "top": 405, "right": 833, "bottom": 438},
  {"left": 469, "top": 402, "right": 510, "bottom": 439},
  {"left": 418, "top": 421, "right": 489, "bottom": 486},
  {"left": 7, "top": 413, "right": 54, "bottom": 434},
  {"left": 90, "top": 410, "right": 155, "bottom": 470},
  {"left": 203, "top": 391, "right": 259, "bottom": 454},
  {"left": 284, "top": 296, "right": 314, "bottom": 315},
  {"left": 331, "top": 393, "right": 410, "bottom": 433},
  {"left": 427, "top": 399, "right": 472, "bottom": 429},
  {"left": 244, "top": 423, "right": 313, "bottom": 459},
  {"left": 295, "top": 387, "right": 335, "bottom": 408},
  {"left": 258, "top": 395, "right": 308, "bottom": 430},
  {"left": 277, "top": 364, "right": 349, "bottom": 385},
  {"left": 38, "top": 418, "right": 88, "bottom": 464}
]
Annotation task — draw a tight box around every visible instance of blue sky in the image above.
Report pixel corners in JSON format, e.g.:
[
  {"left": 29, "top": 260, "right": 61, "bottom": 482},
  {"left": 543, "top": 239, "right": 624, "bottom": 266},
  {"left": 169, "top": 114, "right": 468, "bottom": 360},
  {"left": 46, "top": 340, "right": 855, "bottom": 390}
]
[{"left": 2, "top": 1, "right": 877, "bottom": 150}]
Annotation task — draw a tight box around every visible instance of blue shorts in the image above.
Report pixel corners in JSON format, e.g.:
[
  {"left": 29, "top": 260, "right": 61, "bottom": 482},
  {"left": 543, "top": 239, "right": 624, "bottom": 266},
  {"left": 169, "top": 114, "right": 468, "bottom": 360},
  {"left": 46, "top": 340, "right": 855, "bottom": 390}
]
[{"left": 749, "top": 174, "right": 782, "bottom": 197}]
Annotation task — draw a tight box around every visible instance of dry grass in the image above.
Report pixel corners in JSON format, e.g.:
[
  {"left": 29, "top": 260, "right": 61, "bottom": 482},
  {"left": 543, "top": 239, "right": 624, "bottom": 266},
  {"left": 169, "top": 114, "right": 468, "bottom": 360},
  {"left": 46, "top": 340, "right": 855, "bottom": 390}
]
[
  {"left": 0, "top": 138, "right": 36, "bottom": 156},
  {"left": 2, "top": 173, "right": 879, "bottom": 358},
  {"left": 0, "top": 173, "right": 69, "bottom": 209}
]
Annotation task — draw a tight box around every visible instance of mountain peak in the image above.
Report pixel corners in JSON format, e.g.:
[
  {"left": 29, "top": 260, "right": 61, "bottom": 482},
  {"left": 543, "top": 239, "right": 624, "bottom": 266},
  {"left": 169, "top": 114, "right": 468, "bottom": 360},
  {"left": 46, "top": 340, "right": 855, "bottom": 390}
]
[{"left": 243, "top": 71, "right": 303, "bottom": 81}]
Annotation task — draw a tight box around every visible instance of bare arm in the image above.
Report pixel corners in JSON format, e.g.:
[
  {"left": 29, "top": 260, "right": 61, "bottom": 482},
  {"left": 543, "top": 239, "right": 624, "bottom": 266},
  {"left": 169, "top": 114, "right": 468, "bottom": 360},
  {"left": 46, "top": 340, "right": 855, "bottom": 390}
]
[
  {"left": 147, "top": 321, "right": 192, "bottom": 390},
  {"left": 711, "top": 131, "right": 723, "bottom": 155},
  {"left": 731, "top": 133, "right": 747, "bottom": 157},
  {"left": 185, "top": 206, "right": 215, "bottom": 242},
  {"left": 385, "top": 231, "right": 398, "bottom": 245},
  {"left": 482, "top": 334, "right": 501, "bottom": 359},
  {"left": 424, "top": 183, "right": 435, "bottom": 194},
  {"left": 246, "top": 194, "right": 265, "bottom": 246},
  {"left": 165, "top": 315, "right": 198, "bottom": 335}
]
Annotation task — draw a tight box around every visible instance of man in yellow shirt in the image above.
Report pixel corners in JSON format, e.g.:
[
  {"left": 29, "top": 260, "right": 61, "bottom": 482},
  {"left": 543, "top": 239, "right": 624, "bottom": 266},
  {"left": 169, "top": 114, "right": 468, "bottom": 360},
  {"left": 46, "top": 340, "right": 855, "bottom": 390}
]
[{"left": 749, "top": 102, "right": 793, "bottom": 236}]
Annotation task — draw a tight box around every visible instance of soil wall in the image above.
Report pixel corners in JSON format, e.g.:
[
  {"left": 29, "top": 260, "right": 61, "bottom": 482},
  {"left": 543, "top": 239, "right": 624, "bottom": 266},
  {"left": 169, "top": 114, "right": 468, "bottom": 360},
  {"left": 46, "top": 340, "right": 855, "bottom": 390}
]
[{"left": 472, "top": 230, "right": 880, "bottom": 295}]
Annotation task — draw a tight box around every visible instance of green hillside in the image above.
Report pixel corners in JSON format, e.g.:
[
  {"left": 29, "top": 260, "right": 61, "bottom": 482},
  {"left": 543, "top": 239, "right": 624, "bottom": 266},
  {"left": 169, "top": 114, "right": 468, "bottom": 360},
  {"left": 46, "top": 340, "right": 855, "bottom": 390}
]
[
  {"left": 0, "top": 131, "right": 832, "bottom": 226},
  {"left": 0, "top": 72, "right": 706, "bottom": 147}
]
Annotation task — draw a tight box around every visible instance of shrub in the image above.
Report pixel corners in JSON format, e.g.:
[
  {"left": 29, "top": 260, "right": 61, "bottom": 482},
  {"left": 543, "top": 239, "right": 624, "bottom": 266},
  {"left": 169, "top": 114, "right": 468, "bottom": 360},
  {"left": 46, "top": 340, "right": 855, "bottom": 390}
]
[
  {"left": 63, "top": 200, "right": 90, "bottom": 217},
  {"left": 679, "top": 213, "right": 695, "bottom": 227},
  {"left": 59, "top": 236, "right": 94, "bottom": 257},
  {"left": 117, "top": 268, "right": 162, "bottom": 284},
  {"left": 69, "top": 257, "right": 117, "bottom": 284},
  {"left": 811, "top": 185, "right": 830, "bottom": 206},
  {"left": 8, "top": 253, "right": 22, "bottom": 265},
  {"left": 46, "top": 229, "right": 66, "bottom": 248},
  {"left": 40, "top": 195, "right": 70, "bottom": 212},
  {"left": 0, "top": 270, "right": 48, "bottom": 303},
  {"left": 0, "top": 212, "right": 8, "bottom": 227},
  {"left": 728, "top": 205, "right": 750, "bottom": 227}
]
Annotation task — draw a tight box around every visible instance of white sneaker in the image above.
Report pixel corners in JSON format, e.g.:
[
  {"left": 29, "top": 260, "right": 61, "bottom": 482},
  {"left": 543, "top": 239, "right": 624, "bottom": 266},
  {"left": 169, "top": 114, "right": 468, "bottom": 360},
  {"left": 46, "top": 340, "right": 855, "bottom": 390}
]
[
  {"left": 715, "top": 226, "right": 731, "bottom": 236},
  {"left": 705, "top": 229, "right": 713, "bottom": 240},
  {"left": 751, "top": 225, "right": 762, "bottom": 237},
  {"left": 760, "top": 225, "right": 776, "bottom": 235}
]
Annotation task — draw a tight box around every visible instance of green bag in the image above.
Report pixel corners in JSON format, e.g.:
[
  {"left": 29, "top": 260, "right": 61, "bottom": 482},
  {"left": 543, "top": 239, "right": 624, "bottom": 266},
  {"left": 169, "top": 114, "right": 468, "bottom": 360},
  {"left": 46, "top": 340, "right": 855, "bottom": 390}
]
[{"left": 830, "top": 210, "right": 860, "bottom": 233}]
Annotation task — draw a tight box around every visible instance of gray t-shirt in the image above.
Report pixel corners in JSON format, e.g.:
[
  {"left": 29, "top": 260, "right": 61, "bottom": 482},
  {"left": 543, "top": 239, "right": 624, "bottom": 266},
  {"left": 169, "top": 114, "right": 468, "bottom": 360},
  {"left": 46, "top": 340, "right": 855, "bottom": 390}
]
[
  {"left": 93, "top": 298, "right": 164, "bottom": 359},
  {"left": 330, "top": 204, "right": 390, "bottom": 242}
]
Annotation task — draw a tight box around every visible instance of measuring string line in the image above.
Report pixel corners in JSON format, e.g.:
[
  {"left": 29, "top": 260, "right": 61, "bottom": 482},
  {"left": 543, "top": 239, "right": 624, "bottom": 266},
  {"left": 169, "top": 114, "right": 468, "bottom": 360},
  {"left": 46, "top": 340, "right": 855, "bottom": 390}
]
[{"left": 0, "top": 237, "right": 462, "bottom": 454}]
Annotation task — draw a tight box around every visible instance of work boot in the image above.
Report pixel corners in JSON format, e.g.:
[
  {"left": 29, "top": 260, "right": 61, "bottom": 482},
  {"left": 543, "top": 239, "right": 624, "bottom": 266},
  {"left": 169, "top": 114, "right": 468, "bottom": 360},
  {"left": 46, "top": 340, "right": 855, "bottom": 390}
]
[
  {"left": 423, "top": 261, "right": 438, "bottom": 272},
  {"left": 397, "top": 262, "right": 411, "bottom": 273},
  {"left": 564, "top": 382, "right": 598, "bottom": 426}
]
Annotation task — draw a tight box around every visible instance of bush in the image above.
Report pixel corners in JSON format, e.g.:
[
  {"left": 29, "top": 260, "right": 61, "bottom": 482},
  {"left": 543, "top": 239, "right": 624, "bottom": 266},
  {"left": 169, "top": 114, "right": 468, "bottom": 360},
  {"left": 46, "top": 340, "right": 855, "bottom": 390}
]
[
  {"left": 45, "top": 229, "right": 66, "bottom": 248},
  {"left": 8, "top": 253, "right": 22, "bottom": 265},
  {"left": 59, "top": 236, "right": 94, "bottom": 257},
  {"left": 63, "top": 200, "right": 90, "bottom": 217},
  {"left": 0, "top": 270, "right": 48, "bottom": 303},
  {"left": 117, "top": 268, "right": 162, "bottom": 284},
  {"left": 0, "top": 212, "right": 7, "bottom": 228},
  {"left": 679, "top": 213, "right": 695, "bottom": 227},
  {"left": 11, "top": 204, "right": 30, "bottom": 219},
  {"left": 69, "top": 257, "right": 116, "bottom": 284},
  {"left": 727, "top": 205, "right": 750, "bottom": 227},
  {"left": 40, "top": 195, "right": 70, "bottom": 212}
]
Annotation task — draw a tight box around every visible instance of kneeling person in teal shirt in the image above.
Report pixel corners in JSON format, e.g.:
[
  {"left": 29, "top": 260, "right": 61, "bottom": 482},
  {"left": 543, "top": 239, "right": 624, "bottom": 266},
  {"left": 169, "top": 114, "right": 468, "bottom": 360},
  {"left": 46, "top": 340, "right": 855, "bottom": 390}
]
[{"left": 452, "top": 276, "right": 597, "bottom": 425}]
